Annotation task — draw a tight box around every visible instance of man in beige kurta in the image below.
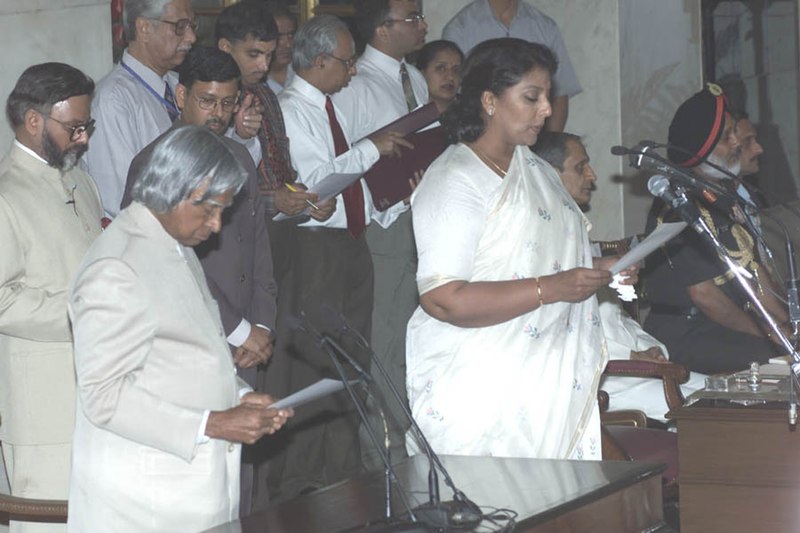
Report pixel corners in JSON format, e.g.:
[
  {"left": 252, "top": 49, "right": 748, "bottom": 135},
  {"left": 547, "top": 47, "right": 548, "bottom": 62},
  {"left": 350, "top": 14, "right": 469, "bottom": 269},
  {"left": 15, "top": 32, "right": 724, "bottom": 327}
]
[{"left": 0, "top": 63, "right": 103, "bottom": 533}]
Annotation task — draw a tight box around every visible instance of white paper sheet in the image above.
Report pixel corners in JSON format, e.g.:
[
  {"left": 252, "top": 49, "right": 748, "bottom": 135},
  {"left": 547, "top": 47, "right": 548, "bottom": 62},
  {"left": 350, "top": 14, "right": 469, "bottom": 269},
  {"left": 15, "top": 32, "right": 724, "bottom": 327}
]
[
  {"left": 269, "top": 378, "right": 360, "bottom": 410},
  {"left": 273, "top": 172, "right": 363, "bottom": 221},
  {"left": 610, "top": 221, "right": 688, "bottom": 274}
]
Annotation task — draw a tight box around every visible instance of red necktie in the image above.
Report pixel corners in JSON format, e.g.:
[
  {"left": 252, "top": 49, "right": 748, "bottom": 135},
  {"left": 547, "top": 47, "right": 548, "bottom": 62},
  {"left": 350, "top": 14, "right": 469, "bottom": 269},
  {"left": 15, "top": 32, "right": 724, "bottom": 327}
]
[{"left": 325, "top": 95, "right": 365, "bottom": 239}]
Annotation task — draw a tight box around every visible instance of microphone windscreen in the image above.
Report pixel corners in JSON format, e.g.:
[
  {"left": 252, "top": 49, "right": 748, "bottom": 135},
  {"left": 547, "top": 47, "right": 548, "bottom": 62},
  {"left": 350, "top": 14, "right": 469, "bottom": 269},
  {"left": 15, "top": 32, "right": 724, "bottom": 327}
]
[
  {"left": 647, "top": 175, "right": 670, "bottom": 197},
  {"left": 610, "top": 145, "right": 629, "bottom": 156}
]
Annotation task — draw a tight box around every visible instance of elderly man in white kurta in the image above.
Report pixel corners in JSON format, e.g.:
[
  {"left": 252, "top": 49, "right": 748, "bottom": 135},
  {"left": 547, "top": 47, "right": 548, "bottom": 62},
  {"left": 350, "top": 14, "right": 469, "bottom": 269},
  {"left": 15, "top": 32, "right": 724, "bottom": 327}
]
[
  {"left": 68, "top": 126, "right": 292, "bottom": 532},
  {"left": 0, "top": 62, "right": 103, "bottom": 533}
]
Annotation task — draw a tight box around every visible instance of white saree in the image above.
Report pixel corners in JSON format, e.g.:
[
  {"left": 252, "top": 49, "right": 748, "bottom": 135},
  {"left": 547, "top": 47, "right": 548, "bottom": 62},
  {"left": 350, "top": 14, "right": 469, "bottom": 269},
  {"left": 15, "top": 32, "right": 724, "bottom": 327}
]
[{"left": 406, "top": 144, "right": 607, "bottom": 460}]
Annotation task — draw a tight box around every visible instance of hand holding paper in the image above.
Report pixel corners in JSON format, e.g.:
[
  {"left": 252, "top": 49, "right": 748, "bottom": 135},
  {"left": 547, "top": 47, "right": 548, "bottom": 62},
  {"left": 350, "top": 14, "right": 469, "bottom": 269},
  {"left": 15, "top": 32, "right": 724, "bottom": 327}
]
[{"left": 609, "top": 222, "right": 688, "bottom": 274}]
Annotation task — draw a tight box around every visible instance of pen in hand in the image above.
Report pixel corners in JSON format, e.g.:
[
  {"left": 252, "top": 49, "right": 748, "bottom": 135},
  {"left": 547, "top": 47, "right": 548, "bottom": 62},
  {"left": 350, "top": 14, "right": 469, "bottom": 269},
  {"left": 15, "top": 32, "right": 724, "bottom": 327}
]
[{"left": 285, "top": 183, "right": 320, "bottom": 210}]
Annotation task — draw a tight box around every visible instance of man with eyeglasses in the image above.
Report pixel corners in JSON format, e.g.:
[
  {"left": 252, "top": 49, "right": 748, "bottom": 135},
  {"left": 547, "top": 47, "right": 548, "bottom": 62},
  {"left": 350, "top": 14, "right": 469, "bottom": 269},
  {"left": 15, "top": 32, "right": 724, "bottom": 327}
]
[
  {"left": 84, "top": 0, "right": 197, "bottom": 217},
  {"left": 333, "top": 0, "right": 429, "bottom": 472},
  {"left": 0, "top": 62, "right": 103, "bottom": 533},
  {"left": 265, "top": 13, "right": 412, "bottom": 502},
  {"left": 443, "top": 0, "right": 582, "bottom": 133},
  {"left": 120, "top": 46, "right": 277, "bottom": 516}
]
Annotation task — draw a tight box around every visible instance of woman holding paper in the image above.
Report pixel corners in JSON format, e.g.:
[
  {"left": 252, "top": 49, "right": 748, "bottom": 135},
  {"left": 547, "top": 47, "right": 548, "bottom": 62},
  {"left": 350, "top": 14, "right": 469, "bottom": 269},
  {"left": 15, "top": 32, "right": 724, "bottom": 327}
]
[{"left": 406, "top": 39, "right": 630, "bottom": 460}]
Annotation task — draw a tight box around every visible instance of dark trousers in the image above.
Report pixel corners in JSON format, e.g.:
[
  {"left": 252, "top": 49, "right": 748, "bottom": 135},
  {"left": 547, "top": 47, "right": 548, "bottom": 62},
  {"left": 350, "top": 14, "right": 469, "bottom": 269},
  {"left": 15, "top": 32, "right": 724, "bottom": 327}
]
[
  {"left": 255, "top": 226, "right": 374, "bottom": 504},
  {"left": 644, "top": 312, "right": 779, "bottom": 374}
]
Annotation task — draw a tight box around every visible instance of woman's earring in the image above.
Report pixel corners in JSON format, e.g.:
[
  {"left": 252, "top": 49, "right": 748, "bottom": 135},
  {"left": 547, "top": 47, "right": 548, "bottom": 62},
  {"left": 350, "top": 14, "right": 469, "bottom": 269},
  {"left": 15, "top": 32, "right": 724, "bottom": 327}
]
[{"left": 487, "top": 107, "right": 495, "bottom": 116}]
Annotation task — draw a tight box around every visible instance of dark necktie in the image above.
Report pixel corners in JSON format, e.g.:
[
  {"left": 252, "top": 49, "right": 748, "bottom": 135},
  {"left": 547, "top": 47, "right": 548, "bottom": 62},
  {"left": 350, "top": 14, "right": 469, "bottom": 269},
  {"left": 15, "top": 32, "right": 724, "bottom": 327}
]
[
  {"left": 163, "top": 84, "right": 179, "bottom": 122},
  {"left": 325, "top": 95, "right": 365, "bottom": 239},
  {"left": 400, "top": 62, "right": 418, "bottom": 112}
]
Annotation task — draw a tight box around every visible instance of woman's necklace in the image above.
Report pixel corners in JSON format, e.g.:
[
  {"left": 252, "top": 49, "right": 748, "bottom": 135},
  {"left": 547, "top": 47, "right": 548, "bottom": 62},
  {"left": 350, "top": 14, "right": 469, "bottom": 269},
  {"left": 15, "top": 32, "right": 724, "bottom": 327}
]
[{"left": 470, "top": 144, "right": 508, "bottom": 177}]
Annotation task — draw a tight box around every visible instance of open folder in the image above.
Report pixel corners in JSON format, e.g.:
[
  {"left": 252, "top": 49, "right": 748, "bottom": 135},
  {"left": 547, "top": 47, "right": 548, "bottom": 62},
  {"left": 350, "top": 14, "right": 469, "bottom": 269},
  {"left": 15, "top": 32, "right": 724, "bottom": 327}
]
[
  {"left": 360, "top": 103, "right": 445, "bottom": 211},
  {"left": 363, "top": 102, "right": 440, "bottom": 138},
  {"left": 364, "top": 125, "right": 448, "bottom": 211}
]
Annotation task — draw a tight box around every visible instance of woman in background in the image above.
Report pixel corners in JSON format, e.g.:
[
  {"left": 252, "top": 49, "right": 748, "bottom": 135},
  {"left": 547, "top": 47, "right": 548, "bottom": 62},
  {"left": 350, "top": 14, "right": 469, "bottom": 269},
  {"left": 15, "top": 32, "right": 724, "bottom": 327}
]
[
  {"left": 415, "top": 40, "right": 463, "bottom": 113},
  {"left": 407, "top": 38, "right": 619, "bottom": 460}
]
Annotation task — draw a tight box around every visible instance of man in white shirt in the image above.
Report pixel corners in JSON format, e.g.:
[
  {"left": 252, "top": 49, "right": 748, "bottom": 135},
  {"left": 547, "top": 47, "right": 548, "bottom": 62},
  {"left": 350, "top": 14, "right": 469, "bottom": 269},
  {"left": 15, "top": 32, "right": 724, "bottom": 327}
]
[
  {"left": 271, "top": 14, "right": 411, "bottom": 501},
  {"left": 0, "top": 62, "right": 103, "bottom": 533},
  {"left": 443, "top": 0, "right": 582, "bottom": 132},
  {"left": 333, "top": 0, "right": 428, "bottom": 471},
  {"left": 83, "top": 0, "right": 196, "bottom": 216}
]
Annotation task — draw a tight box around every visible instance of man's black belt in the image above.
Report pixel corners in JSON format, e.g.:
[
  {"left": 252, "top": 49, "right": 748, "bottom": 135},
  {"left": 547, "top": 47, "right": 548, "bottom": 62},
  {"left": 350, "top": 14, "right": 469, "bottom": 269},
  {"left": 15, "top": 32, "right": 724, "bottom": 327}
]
[{"left": 649, "top": 303, "right": 701, "bottom": 319}]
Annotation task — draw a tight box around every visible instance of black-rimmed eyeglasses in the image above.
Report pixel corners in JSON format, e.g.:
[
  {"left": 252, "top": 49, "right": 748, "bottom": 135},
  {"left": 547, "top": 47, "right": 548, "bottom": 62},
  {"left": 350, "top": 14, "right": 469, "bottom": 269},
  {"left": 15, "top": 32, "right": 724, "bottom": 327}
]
[
  {"left": 156, "top": 17, "right": 198, "bottom": 36},
  {"left": 47, "top": 116, "right": 95, "bottom": 141}
]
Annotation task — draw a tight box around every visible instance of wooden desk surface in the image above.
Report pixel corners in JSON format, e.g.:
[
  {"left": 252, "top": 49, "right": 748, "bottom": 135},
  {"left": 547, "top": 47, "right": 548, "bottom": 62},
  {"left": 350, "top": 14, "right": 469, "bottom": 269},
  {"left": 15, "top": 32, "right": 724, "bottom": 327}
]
[{"left": 205, "top": 455, "right": 665, "bottom": 532}]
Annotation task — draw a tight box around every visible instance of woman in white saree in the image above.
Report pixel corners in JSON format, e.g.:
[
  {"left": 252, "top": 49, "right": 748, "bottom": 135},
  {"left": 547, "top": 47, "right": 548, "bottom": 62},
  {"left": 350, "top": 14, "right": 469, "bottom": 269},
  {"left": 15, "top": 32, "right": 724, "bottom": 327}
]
[{"left": 407, "top": 39, "right": 618, "bottom": 460}]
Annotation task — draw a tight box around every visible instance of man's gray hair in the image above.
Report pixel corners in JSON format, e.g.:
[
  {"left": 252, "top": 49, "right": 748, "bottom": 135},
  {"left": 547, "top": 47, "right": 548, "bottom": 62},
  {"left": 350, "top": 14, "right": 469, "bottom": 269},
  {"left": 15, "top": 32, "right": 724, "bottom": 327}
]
[
  {"left": 130, "top": 125, "right": 247, "bottom": 214},
  {"left": 292, "top": 14, "right": 350, "bottom": 70},
  {"left": 123, "top": 0, "right": 172, "bottom": 41},
  {"left": 532, "top": 131, "right": 583, "bottom": 172}
]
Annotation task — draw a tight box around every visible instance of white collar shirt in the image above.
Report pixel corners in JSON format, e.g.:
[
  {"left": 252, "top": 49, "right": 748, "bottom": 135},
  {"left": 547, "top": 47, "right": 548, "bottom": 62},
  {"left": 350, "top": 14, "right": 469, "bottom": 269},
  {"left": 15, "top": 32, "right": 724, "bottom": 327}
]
[
  {"left": 333, "top": 45, "right": 429, "bottom": 142},
  {"left": 278, "top": 75, "right": 406, "bottom": 229},
  {"left": 82, "top": 50, "right": 178, "bottom": 218}
]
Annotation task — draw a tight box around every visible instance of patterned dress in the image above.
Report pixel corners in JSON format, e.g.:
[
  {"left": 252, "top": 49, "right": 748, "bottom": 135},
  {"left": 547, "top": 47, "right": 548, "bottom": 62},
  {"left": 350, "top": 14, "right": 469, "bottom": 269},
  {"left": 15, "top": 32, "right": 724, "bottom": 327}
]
[{"left": 406, "top": 144, "right": 606, "bottom": 459}]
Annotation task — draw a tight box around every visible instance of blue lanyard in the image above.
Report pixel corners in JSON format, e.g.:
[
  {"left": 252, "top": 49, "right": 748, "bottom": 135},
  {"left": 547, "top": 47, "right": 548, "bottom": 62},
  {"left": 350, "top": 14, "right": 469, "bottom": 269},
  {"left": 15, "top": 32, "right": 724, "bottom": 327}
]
[{"left": 120, "top": 60, "right": 179, "bottom": 117}]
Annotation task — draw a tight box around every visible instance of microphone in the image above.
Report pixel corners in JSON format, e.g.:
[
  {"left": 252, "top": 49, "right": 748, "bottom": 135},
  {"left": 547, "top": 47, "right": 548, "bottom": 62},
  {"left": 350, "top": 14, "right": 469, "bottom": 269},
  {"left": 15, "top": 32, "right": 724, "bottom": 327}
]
[
  {"left": 609, "top": 145, "right": 630, "bottom": 156},
  {"left": 314, "top": 307, "right": 444, "bottom": 507},
  {"left": 289, "top": 312, "right": 419, "bottom": 525},
  {"left": 647, "top": 175, "right": 706, "bottom": 234},
  {"left": 315, "top": 305, "right": 483, "bottom": 529},
  {"left": 617, "top": 142, "right": 744, "bottom": 211}
]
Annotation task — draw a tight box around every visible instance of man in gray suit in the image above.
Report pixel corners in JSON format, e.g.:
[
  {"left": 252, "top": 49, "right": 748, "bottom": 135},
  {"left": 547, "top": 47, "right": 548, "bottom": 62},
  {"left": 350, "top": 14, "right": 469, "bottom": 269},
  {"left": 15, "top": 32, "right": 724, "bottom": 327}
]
[{"left": 121, "top": 46, "right": 276, "bottom": 514}]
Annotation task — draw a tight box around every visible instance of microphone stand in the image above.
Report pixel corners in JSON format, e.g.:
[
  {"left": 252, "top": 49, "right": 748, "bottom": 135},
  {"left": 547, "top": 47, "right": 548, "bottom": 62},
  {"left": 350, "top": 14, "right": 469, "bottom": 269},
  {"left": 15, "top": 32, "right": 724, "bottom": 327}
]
[
  {"left": 322, "top": 310, "right": 482, "bottom": 530},
  {"left": 298, "top": 314, "right": 420, "bottom": 527},
  {"left": 627, "top": 146, "right": 800, "bottom": 423},
  {"left": 664, "top": 186, "right": 800, "bottom": 426}
]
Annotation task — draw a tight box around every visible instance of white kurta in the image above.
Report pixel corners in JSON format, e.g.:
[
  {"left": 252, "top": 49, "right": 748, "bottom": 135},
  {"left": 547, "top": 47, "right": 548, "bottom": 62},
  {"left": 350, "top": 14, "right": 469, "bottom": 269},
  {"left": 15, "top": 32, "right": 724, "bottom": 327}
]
[
  {"left": 407, "top": 144, "right": 606, "bottom": 460},
  {"left": 68, "top": 203, "right": 243, "bottom": 532}
]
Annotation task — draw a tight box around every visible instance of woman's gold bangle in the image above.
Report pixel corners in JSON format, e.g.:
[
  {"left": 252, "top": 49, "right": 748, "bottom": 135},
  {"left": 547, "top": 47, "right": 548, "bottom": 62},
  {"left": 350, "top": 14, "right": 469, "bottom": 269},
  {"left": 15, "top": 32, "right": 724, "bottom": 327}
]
[{"left": 535, "top": 277, "right": 544, "bottom": 307}]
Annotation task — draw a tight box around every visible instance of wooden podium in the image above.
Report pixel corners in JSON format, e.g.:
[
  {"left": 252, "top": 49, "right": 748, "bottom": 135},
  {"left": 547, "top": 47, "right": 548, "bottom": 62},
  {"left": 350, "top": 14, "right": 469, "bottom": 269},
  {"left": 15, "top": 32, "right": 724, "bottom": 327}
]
[
  {"left": 670, "top": 399, "right": 800, "bottom": 532},
  {"left": 204, "top": 455, "right": 664, "bottom": 532}
]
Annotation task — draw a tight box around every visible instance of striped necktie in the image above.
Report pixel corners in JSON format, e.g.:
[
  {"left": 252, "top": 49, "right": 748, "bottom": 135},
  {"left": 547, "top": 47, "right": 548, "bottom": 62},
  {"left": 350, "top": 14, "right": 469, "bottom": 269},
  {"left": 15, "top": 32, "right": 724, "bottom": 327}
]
[
  {"left": 400, "top": 63, "right": 418, "bottom": 112},
  {"left": 163, "top": 84, "right": 179, "bottom": 122}
]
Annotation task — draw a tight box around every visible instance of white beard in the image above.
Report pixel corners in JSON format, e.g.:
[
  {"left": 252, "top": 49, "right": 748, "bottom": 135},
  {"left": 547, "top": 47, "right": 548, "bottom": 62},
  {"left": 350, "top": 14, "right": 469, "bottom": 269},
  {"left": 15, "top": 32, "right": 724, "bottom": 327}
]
[{"left": 698, "top": 152, "right": 741, "bottom": 180}]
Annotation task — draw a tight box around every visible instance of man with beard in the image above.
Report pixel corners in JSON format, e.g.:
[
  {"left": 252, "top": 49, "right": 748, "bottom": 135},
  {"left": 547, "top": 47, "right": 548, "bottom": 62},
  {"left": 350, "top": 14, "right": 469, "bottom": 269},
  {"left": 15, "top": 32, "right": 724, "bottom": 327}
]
[
  {"left": 84, "top": 0, "right": 197, "bottom": 216},
  {"left": 643, "top": 84, "right": 789, "bottom": 374},
  {"left": 0, "top": 62, "right": 103, "bottom": 533},
  {"left": 120, "top": 46, "right": 277, "bottom": 515}
]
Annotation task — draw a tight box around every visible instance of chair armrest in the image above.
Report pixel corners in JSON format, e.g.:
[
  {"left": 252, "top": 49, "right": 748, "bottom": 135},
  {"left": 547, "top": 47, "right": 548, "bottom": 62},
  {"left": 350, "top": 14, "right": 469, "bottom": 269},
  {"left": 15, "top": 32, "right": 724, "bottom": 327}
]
[
  {"left": 604, "top": 359, "right": 690, "bottom": 411},
  {"left": 597, "top": 390, "right": 609, "bottom": 412},
  {"left": 0, "top": 493, "right": 68, "bottom": 521}
]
